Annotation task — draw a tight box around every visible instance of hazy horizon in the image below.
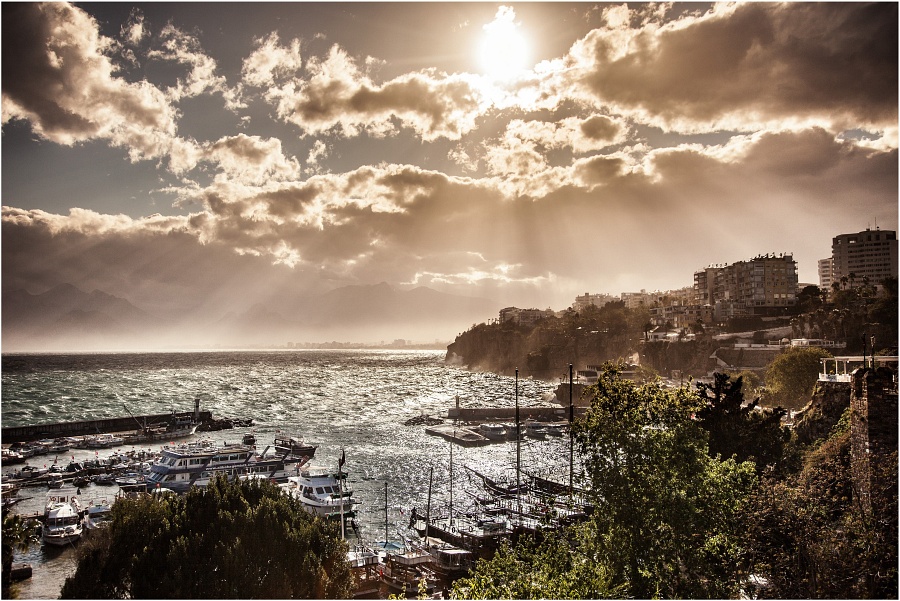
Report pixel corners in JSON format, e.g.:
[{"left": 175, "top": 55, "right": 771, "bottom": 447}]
[{"left": 2, "top": 2, "right": 897, "bottom": 351}]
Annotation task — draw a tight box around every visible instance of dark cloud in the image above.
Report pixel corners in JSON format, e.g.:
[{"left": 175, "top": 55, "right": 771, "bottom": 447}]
[{"left": 579, "top": 3, "right": 898, "bottom": 129}]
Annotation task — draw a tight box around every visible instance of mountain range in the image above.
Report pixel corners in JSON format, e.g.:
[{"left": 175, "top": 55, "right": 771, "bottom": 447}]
[{"left": 1, "top": 282, "right": 497, "bottom": 351}]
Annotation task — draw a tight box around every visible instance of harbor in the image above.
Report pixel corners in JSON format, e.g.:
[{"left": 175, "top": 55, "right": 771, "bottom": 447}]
[{"left": 1, "top": 350, "right": 569, "bottom": 598}]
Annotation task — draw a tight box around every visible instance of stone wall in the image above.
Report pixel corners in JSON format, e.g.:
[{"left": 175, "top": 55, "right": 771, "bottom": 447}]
[{"left": 850, "top": 367, "right": 899, "bottom": 515}]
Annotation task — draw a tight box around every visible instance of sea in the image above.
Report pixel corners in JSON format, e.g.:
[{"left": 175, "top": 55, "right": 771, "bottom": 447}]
[{"left": 1, "top": 349, "right": 572, "bottom": 599}]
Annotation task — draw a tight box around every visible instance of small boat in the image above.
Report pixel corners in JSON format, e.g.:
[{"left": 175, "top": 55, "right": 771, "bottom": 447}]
[
  {"left": 94, "top": 473, "right": 116, "bottom": 486},
  {"left": 242, "top": 433, "right": 257, "bottom": 445},
  {"left": 46, "top": 473, "right": 65, "bottom": 489},
  {"left": 478, "top": 423, "right": 508, "bottom": 441},
  {"left": 524, "top": 420, "right": 547, "bottom": 439},
  {"left": 83, "top": 497, "right": 112, "bottom": 532},
  {"left": 43, "top": 489, "right": 83, "bottom": 546}
]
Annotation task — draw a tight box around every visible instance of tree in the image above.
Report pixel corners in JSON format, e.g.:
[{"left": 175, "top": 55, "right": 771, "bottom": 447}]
[
  {"left": 696, "top": 372, "right": 790, "bottom": 474},
  {"left": 2, "top": 511, "right": 40, "bottom": 598},
  {"left": 764, "top": 346, "right": 832, "bottom": 410},
  {"left": 60, "top": 477, "right": 353, "bottom": 599},
  {"left": 451, "top": 530, "right": 620, "bottom": 599},
  {"left": 572, "top": 366, "right": 757, "bottom": 598}
]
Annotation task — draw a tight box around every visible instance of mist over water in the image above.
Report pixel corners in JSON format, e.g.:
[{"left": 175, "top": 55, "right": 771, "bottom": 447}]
[{"left": 3, "top": 350, "right": 573, "bottom": 598}]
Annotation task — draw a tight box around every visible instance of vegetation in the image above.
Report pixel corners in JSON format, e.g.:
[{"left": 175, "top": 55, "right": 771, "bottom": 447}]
[
  {"left": 764, "top": 346, "right": 833, "bottom": 409},
  {"left": 695, "top": 372, "right": 790, "bottom": 473},
  {"left": 60, "top": 477, "right": 353, "bottom": 599},
  {"left": 743, "top": 412, "right": 898, "bottom": 598},
  {"left": 1, "top": 510, "right": 40, "bottom": 598},
  {"left": 454, "top": 367, "right": 758, "bottom": 599}
]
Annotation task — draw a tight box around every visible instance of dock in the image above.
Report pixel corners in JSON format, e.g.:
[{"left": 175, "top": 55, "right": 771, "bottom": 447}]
[
  {"left": 1, "top": 410, "right": 212, "bottom": 444},
  {"left": 446, "top": 406, "right": 586, "bottom": 421}
]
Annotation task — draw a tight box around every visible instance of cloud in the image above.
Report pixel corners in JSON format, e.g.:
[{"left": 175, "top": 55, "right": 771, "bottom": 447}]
[
  {"left": 569, "top": 2, "right": 897, "bottom": 133},
  {"left": 256, "top": 43, "right": 487, "bottom": 140},
  {"left": 1, "top": 3, "right": 178, "bottom": 157}
]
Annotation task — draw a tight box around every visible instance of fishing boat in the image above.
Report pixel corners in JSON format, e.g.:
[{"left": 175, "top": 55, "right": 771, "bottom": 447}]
[
  {"left": 123, "top": 409, "right": 199, "bottom": 445},
  {"left": 144, "top": 437, "right": 316, "bottom": 493},
  {"left": 43, "top": 488, "right": 83, "bottom": 546}
]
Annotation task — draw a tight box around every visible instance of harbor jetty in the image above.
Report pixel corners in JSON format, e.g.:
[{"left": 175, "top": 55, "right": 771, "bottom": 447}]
[{"left": 1, "top": 410, "right": 212, "bottom": 444}]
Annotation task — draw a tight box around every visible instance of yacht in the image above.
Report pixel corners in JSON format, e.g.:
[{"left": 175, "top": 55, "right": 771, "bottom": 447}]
[
  {"left": 478, "top": 423, "right": 508, "bottom": 441},
  {"left": 83, "top": 497, "right": 113, "bottom": 532},
  {"left": 145, "top": 438, "right": 316, "bottom": 493},
  {"left": 280, "top": 468, "right": 359, "bottom": 519},
  {"left": 43, "top": 488, "right": 83, "bottom": 546}
]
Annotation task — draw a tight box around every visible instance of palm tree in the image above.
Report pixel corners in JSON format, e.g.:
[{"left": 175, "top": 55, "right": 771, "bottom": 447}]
[{"left": 2, "top": 511, "right": 40, "bottom": 596}]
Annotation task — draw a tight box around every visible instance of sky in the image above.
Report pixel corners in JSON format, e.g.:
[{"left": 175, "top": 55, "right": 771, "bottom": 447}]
[{"left": 2, "top": 2, "right": 898, "bottom": 329}]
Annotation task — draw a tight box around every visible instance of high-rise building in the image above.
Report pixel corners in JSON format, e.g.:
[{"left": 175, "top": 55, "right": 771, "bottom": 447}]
[
  {"left": 831, "top": 228, "right": 897, "bottom": 289},
  {"left": 818, "top": 257, "right": 834, "bottom": 291}
]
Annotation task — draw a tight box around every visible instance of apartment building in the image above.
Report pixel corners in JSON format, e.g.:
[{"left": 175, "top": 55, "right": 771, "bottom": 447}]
[
  {"left": 818, "top": 257, "right": 834, "bottom": 291},
  {"left": 693, "top": 254, "right": 798, "bottom": 317},
  {"left": 573, "top": 292, "right": 617, "bottom": 311},
  {"left": 831, "top": 228, "right": 897, "bottom": 289}
]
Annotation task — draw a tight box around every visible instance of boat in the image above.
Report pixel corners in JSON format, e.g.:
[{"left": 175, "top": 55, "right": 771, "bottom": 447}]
[
  {"left": 422, "top": 537, "right": 475, "bottom": 589},
  {"left": 242, "top": 433, "right": 256, "bottom": 445},
  {"left": 280, "top": 468, "right": 359, "bottom": 520},
  {"left": 87, "top": 434, "right": 124, "bottom": 449},
  {"left": 46, "top": 473, "right": 65, "bottom": 489},
  {"left": 379, "top": 547, "right": 438, "bottom": 598},
  {"left": 346, "top": 546, "right": 382, "bottom": 599},
  {"left": 273, "top": 436, "right": 316, "bottom": 457},
  {"left": 478, "top": 423, "right": 508, "bottom": 441},
  {"left": 42, "top": 488, "right": 83, "bottom": 546},
  {"left": 124, "top": 410, "right": 200, "bottom": 445},
  {"left": 144, "top": 437, "right": 316, "bottom": 493},
  {"left": 524, "top": 419, "right": 547, "bottom": 439},
  {"left": 83, "top": 497, "right": 113, "bottom": 532}
]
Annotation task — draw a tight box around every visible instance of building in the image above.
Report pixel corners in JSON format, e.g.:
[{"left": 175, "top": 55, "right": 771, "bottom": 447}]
[
  {"left": 572, "top": 292, "right": 616, "bottom": 312},
  {"left": 831, "top": 228, "right": 897, "bottom": 290},
  {"left": 693, "top": 254, "right": 799, "bottom": 317},
  {"left": 818, "top": 257, "right": 834, "bottom": 291},
  {"left": 498, "top": 307, "right": 554, "bottom": 326}
]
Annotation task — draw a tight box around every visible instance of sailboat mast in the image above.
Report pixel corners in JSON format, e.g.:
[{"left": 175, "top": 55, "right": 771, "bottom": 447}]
[
  {"left": 449, "top": 438, "right": 454, "bottom": 527},
  {"left": 425, "top": 466, "right": 433, "bottom": 540},
  {"left": 515, "top": 368, "right": 521, "bottom": 515},
  {"left": 569, "top": 363, "right": 574, "bottom": 499},
  {"left": 384, "top": 481, "right": 388, "bottom": 549}
]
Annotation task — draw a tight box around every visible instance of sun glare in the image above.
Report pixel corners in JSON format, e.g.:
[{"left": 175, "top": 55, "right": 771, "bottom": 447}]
[{"left": 478, "top": 6, "right": 530, "bottom": 79}]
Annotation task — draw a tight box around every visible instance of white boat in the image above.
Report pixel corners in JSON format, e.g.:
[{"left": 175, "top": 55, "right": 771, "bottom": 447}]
[
  {"left": 83, "top": 497, "right": 113, "bottom": 532},
  {"left": 524, "top": 420, "right": 547, "bottom": 439},
  {"left": 145, "top": 438, "right": 315, "bottom": 493},
  {"left": 87, "top": 434, "right": 124, "bottom": 448},
  {"left": 478, "top": 423, "right": 508, "bottom": 441},
  {"left": 46, "top": 473, "right": 65, "bottom": 489},
  {"left": 280, "top": 469, "right": 359, "bottom": 519},
  {"left": 43, "top": 488, "right": 83, "bottom": 546}
]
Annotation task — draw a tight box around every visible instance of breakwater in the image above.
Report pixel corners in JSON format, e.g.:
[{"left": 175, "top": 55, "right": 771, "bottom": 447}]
[{"left": 0, "top": 410, "right": 212, "bottom": 443}]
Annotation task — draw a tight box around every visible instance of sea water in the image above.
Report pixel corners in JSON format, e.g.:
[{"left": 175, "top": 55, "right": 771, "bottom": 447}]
[{"left": 2, "top": 350, "right": 572, "bottom": 598}]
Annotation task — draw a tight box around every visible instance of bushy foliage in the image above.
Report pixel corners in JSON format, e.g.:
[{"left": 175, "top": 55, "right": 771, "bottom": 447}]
[
  {"left": 765, "top": 346, "right": 832, "bottom": 409},
  {"left": 60, "top": 477, "right": 353, "bottom": 599},
  {"left": 696, "top": 372, "right": 790, "bottom": 473},
  {"left": 743, "top": 427, "right": 898, "bottom": 599},
  {"left": 451, "top": 531, "right": 620, "bottom": 599},
  {"left": 573, "top": 366, "right": 757, "bottom": 598}
]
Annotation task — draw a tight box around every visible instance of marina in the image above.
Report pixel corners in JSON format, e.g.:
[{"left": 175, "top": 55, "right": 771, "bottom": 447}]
[{"left": 1, "top": 349, "right": 569, "bottom": 598}]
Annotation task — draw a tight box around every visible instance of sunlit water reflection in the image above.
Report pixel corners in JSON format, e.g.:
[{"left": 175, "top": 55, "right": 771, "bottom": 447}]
[{"left": 3, "top": 350, "right": 573, "bottom": 598}]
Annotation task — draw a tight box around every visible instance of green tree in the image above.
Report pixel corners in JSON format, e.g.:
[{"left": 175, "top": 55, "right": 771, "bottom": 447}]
[
  {"left": 60, "top": 477, "right": 353, "bottom": 599},
  {"left": 2, "top": 510, "right": 40, "bottom": 598},
  {"left": 573, "top": 366, "right": 757, "bottom": 598},
  {"left": 451, "top": 530, "right": 620, "bottom": 599},
  {"left": 696, "top": 372, "right": 790, "bottom": 473},
  {"left": 764, "top": 346, "right": 832, "bottom": 409}
]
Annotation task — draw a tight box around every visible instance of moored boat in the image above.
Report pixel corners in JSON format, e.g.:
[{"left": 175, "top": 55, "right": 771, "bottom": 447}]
[
  {"left": 145, "top": 437, "right": 315, "bottom": 493},
  {"left": 83, "top": 497, "right": 113, "bottom": 532},
  {"left": 43, "top": 488, "right": 83, "bottom": 546},
  {"left": 280, "top": 468, "right": 359, "bottom": 520},
  {"left": 478, "top": 423, "right": 507, "bottom": 441}
]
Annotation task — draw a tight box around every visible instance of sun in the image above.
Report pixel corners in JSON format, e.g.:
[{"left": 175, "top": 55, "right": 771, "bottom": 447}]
[{"left": 478, "top": 6, "right": 530, "bottom": 79}]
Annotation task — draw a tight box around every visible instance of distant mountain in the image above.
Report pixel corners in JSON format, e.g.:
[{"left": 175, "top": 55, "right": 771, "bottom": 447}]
[
  {"left": 2, "top": 284, "right": 156, "bottom": 350},
  {"left": 2, "top": 282, "right": 499, "bottom": 350}
]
